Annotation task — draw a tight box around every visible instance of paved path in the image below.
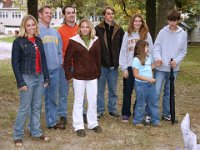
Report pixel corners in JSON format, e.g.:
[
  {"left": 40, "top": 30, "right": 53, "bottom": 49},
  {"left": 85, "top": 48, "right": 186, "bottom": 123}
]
[{"left": 0, "top": 42, "right": 12, "bottom": 60}]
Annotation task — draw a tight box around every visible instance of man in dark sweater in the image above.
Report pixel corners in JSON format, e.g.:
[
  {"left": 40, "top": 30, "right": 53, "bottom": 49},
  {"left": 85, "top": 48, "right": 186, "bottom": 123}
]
[{"left": 95, "top": 6, "right": 124, "bottom": 119}]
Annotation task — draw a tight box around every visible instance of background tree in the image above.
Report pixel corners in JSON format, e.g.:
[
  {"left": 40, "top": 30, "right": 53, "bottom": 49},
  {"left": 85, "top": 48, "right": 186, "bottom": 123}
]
[
  {"left": 27, "top": 0, "right": 38, "bottom": 20},
  {"left": 146, "top": 0, "right": 156, "bottom": 41},
  {"left": 156, "top": 0, "right": 175, "bottom": 35}
]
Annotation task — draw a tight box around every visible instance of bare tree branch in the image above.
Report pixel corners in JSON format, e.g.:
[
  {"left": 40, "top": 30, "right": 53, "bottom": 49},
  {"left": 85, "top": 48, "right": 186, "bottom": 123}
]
[{"left": 121, "top": 0, "right": 131, "bottom": 17}]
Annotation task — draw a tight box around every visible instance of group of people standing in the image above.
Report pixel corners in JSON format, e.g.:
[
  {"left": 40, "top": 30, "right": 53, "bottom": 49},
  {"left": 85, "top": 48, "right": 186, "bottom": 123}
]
[{"left": 11, "top": 5, "right": 187, "bottom": 147}]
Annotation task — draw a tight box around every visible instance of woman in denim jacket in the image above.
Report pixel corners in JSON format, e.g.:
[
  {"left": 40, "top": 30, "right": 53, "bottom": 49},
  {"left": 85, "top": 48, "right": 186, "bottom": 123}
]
[{"left": 11, "top": 15, "right": 49, "bottom": 147}]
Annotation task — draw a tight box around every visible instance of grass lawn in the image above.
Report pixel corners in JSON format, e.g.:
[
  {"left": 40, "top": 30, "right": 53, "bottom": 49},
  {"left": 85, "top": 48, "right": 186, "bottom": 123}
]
[
  {"left": 0, "top": 46, "right": 199, "bottom": 149},
  {"left": 0, "top": 36, "right": 16, "bottom": 43}
]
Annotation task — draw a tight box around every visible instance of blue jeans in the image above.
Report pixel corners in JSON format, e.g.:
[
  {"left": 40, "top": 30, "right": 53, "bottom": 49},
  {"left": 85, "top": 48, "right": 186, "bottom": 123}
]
[
  {"left": 13, "top": 74, "right": 44, "bottom": 140},
  {"left": 121, "top": 67, "right": 135, "bottom": 117},
  {"left": 133, "top": 81, "right": 160, "bottom": 125},
  {"left": 58, "top": 66, "right": 68, "bottom": 118},
  {"left": 97, "top": 67, "right": 118, "bottom": 113},
  {"left": 154, "top": 69, "right": 178, "bottom": 117},
  {"left": 45, "top": 67, "right": 59, "bottom": 127}
]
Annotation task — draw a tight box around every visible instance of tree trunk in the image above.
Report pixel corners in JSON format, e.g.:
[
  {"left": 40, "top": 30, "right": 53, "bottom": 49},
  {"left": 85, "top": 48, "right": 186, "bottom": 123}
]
[
  {"left": 146, "top": 0, "right": 156, "bottom": 41},
  {"left": 27, "top": 0, "right": 38, "bottom": 21},
  {"left": 156, "top": 0, "right": 175, "bottom": 36}
]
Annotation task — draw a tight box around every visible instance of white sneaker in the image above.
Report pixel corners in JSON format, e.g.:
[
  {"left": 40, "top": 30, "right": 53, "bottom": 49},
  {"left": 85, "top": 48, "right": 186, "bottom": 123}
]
[{"left": 144, "top": 115, "right": 151, "bottom": 125}]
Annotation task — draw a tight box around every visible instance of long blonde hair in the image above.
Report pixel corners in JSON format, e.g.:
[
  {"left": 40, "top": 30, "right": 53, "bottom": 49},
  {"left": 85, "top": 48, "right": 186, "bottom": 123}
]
[
  {"left": 127, "top": 14, "right": 149, "bottom": 40},
  {"left": 18, "top": 15, "right": 39, "bottom": 37},
  {"left": 78, "top": 18, "right": 96, "bottom": 39}
]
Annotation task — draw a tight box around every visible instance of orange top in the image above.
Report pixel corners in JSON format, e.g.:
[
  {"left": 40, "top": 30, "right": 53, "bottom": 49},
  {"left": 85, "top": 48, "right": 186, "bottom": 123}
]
[{"left": 58, "top": 24, "right": 78, "bottom": 60}]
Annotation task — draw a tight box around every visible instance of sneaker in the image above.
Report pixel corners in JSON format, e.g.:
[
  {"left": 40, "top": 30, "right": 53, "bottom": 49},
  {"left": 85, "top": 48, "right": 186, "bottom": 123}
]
[
  {"left": 109, "top": 112, "right": 120, "bottom": 118},
  {"left": 60, "top": 117, "right": 67, "bottom": 124},
  {"left": 14, "top": 139, "right": 23, "bottom": 147},
  {"left": 162, "top": 114, "right": 171, "bottom": 121},
  {"left": 134, "top": 123, "right": 144, "bottom": 129},
  {"left": 83, "top": 114, "right": 87, "bottom": 124},
  {"left": 144, "top": 115, "right": 151, "bottom": 125},
  {"left": 47, "top": 123, "right": 65, "bottom": 130},
  {"left": 92, "top": 126, "right": 102, "bottom": 133},
  {"left": 76, "top": 129, "right": 86, "bottom": 137},
  {"left": 97, "top": 113, "right": 103, "bottom": 120},
  {"left": 122, "top": 116, "right": 129, "bottom": 122},
  {"left": 58, "top": 117, "right": 67, "bottom": 130}
]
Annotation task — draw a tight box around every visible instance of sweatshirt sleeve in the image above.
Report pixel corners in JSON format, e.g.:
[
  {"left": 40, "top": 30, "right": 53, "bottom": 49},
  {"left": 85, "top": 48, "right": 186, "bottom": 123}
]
[
  {"left": 57, "top": 31, "right": 63, "bottom": 65},
  {"left": 153, "top": 31, "right": 162, "bottom": 61},
  {"left": 119, "top": 32, "right": 128, "bottom": 71},
  {"left": 174, "top": 31, "right": 187, "bottom": 64},
  {"left": 63, "top": 39, "right": 74, "bottom": 80},
  {"left": 147, "top": 32, "right": 153, "bottom": 56}
]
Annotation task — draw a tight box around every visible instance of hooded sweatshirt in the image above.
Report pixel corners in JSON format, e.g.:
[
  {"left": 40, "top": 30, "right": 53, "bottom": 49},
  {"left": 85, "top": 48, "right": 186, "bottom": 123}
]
[
  {"left": 119, "top": 31, "right": 153, "bottom": 71},
  {"left": 39, "top": 23, "right": 63, "bottom": 70},
  {"left": 153, "top": 25, "right": 187, "bottom": 72}
]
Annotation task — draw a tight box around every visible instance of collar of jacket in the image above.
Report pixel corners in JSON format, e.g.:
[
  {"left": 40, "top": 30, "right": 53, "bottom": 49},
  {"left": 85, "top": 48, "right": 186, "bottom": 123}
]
[
  {"left": 98, "top": 20, "right": 121, "bottom": 51},
  {"left": 70, "top": 34, "right": 98, "bottom": 50},
  {"left": 19, "top": 36, "right": 43, "bottom": 48},
  {"left": 98, "top": 20, "right": 121, "bottom": 31}
]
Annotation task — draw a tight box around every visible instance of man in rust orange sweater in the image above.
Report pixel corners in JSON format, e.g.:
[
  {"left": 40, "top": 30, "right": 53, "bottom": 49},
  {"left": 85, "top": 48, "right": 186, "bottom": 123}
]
[
  {"left": 58, "top": 5, "right": 78, "bottom": 59},
  {"left": 57, "top": 5, "right": 79, "bottom": 128}
]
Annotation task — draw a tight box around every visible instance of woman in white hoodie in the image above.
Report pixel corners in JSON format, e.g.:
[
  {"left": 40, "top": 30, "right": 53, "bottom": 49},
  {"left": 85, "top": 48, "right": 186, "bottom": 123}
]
[
  {"left": 153, "top": 10, "right": 187, "bottom": 121},
  {"left": 119, "top": 14, "right": 153, "bottom": 123}
]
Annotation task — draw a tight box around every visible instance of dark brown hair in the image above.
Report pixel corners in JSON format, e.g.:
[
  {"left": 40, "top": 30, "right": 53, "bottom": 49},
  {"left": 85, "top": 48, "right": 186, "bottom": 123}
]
[
  {"left": 128, "top": 14, "right": 149, "bottom": 40},
  {"left": 167, "top": 10, "right": 181, "bottom": 21},
  {"left": 134, "top": 40, "right": 148, "bottom": 65},
  {"left": 38, "top": 6, "right": 51, "bottom": 13},
  {"left": 62, "top": 5, "right": 75, "bottom": 15},
  {"left": 102, "top": 6, "right": 115, "bottom": 16}
]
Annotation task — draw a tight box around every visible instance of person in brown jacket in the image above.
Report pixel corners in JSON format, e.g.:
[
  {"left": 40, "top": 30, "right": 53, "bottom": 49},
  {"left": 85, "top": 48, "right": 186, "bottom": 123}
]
[
  {"left": 64, "top": 18, "right": 102, "bottom": 137},
  {"left": 95, "top": 7, "right": 124, "bottom": 119}
]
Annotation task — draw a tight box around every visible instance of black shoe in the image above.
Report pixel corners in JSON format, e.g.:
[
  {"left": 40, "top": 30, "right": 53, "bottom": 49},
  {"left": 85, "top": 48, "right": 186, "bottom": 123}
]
[
  {"left": 92, "top": 126, "right": 102, "bottom": 133},
  {"left": 60, "top": 117, "right": 67, "bottom": 124},
  {"left": 58, "top": 117, "right": 67, "bottom": 130},
  {"left": 76, "top": 129, "right": 86, "bottom": 137},
  {"left": 109, "top": 112, "right": 120, "bottom": 118},
  {"left": 83, "top": 114, "right": 87, "bottom": 124},
  {"left": 97, "top": 113, "right": 103, "bottom": 120},
  {"left": 48, "top": 122, "right": 65, "bottom": 130}
]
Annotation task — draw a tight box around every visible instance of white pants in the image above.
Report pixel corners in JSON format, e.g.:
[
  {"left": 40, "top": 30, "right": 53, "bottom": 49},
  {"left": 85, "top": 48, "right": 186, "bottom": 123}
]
[{"left": 73, "top": 78, "right": 98, "bottom": 131}]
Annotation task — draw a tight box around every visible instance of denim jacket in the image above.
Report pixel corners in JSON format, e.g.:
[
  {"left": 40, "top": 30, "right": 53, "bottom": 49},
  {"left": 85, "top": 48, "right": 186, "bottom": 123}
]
[{"left": 12, "top": 36, "right": 49, "bottom": 88}]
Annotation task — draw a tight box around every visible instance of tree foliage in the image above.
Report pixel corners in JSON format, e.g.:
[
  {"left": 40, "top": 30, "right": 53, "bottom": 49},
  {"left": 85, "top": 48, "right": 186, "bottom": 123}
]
[{"left": 23, "top": 0, "right": 200, "bottom": 35}]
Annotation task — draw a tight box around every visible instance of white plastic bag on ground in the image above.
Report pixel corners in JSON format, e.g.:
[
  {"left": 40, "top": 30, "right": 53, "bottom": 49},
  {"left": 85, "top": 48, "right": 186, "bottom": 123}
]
[{"left": 181, "top": 113, "right": 200, "bottom": 150}]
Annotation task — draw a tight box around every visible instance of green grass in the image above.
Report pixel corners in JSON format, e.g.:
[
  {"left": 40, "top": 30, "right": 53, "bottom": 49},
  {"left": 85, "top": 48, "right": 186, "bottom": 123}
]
[
  {"left": 0, "top": 36, "right": 16, "bottom": 43},
  {"left": 178, "top": 46, "right": 200, "bottom": 85},
  {"left": 0, "top": 60, "right": 18, "bottom": 101}
]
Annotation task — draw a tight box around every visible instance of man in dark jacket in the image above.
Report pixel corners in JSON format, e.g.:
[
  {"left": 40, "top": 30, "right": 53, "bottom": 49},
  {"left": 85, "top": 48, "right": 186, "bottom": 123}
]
[{"left": 95, "top": 6, "right": 124, "bottom": 119}]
